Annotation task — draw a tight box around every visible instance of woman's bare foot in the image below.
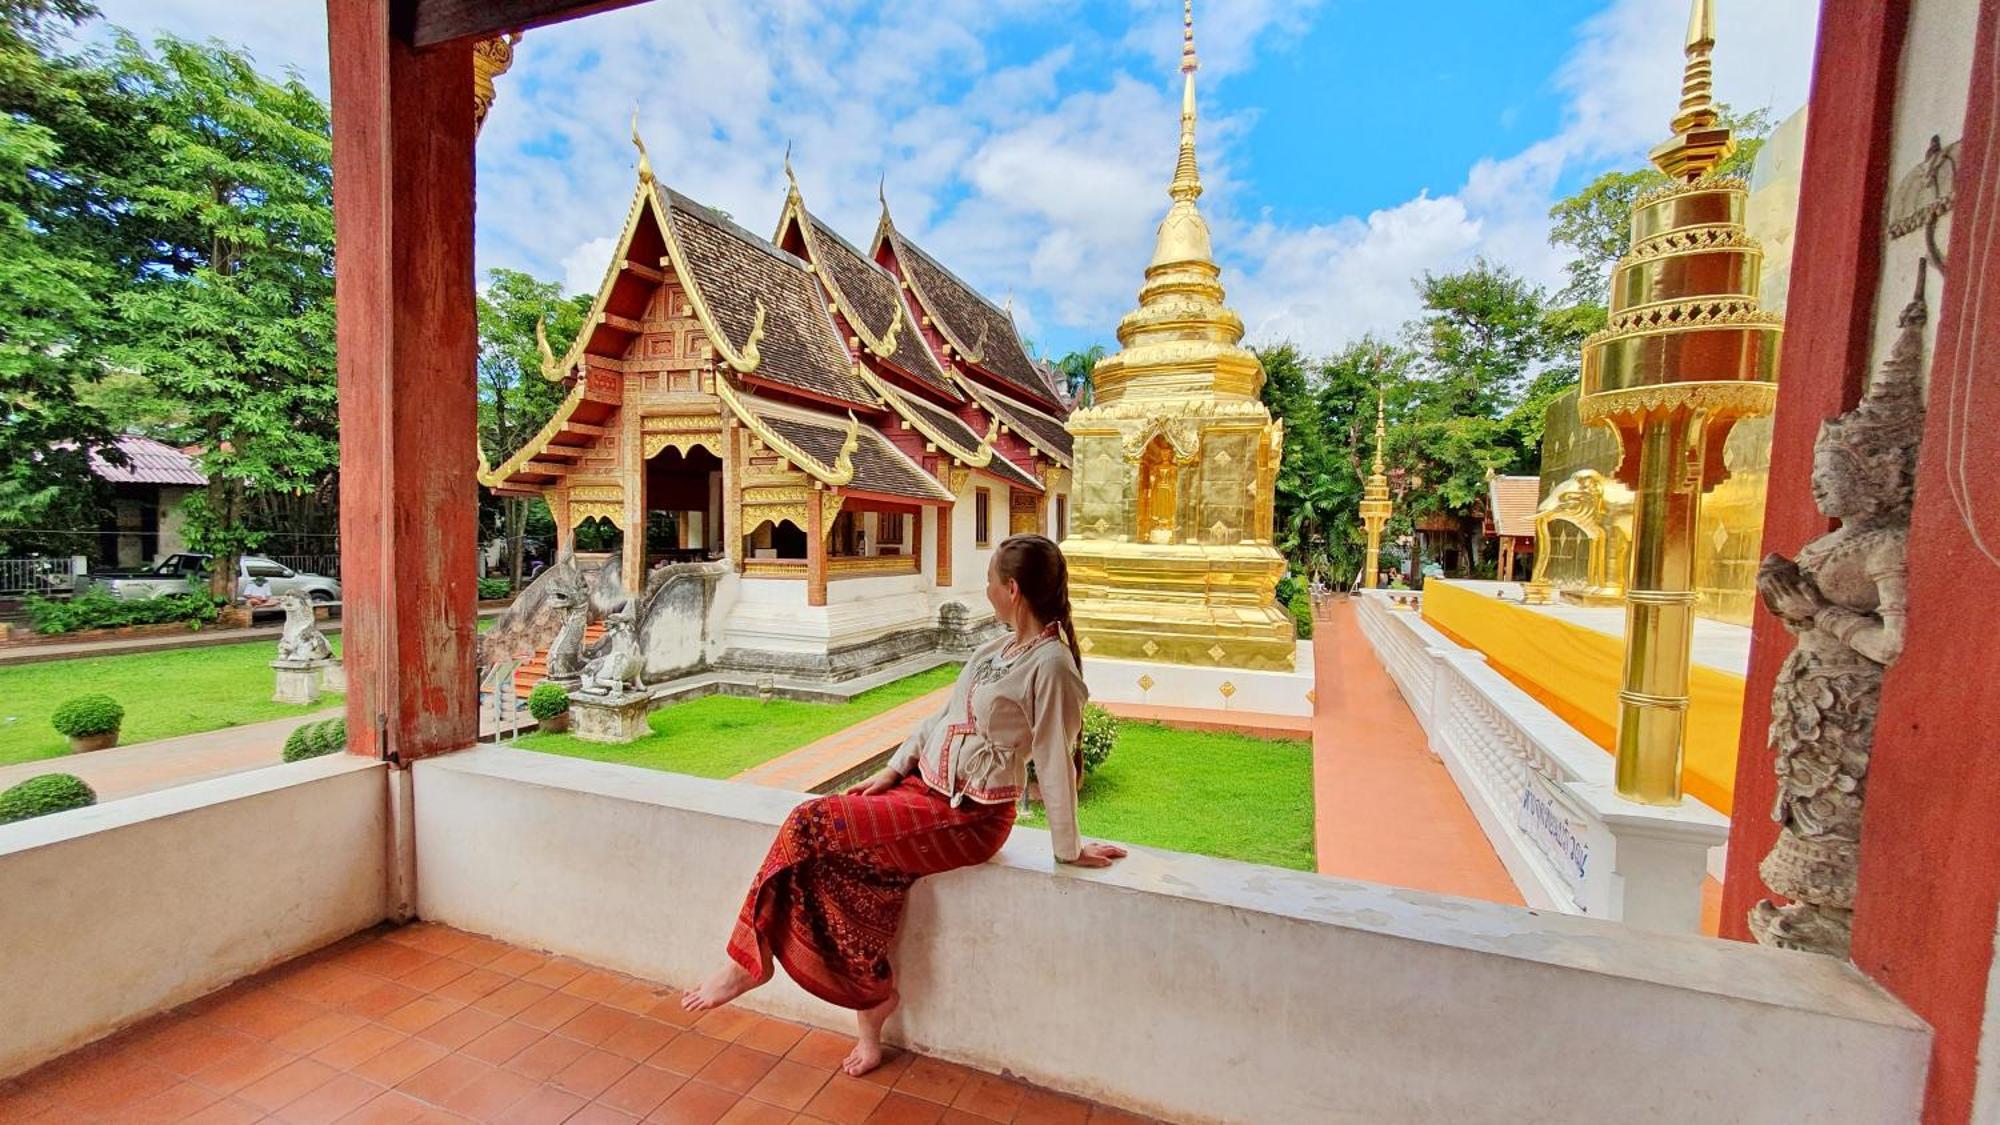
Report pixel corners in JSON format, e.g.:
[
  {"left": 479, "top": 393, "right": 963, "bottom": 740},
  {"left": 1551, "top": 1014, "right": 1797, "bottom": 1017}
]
[
  {"left": 844, "top": 990, "right": 899, "bottom": 1076},
  {"left": 681, "top": 958, "right": 761, "bottom": 1012}
]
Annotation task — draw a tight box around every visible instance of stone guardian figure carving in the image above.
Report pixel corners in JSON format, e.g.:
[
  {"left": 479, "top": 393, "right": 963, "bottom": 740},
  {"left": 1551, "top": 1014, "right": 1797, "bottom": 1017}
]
[
  {"left": 543, "top": 567, "right": 592, "bottom": 683},
  {"left": 276, "top": 591, "right": 333, "bottom": 663},
  {"left": 578, "top": 601, "right": 646, "bottom": 696},
  {"left": 1750, "top": 263, "right": 1930, "bottom": 957}
]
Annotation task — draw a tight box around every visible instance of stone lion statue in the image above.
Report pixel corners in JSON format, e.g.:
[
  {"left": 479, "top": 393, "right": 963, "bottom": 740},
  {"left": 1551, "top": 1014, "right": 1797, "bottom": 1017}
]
[
  {"left": 578, "top": 601, "right": 646, "bottom": 696},
  {"left": 276, "top": 591, "right": 333, "bottom": 663}
]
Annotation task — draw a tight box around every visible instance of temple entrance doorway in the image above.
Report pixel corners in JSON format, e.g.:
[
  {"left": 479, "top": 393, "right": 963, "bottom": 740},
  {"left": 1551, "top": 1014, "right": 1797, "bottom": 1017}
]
[
  {"left": 744, "top": 518, "right": 807, "bottom": 561},
  {"left": 643, "top": 445, "right": 724, "bottom": 568}
]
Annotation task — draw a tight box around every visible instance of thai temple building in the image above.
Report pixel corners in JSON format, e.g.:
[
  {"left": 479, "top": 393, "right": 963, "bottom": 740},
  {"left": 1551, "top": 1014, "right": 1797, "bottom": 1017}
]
[
  {"left": 1061, "top": 2, "right": 1303, "bottom": 711},
  {"left": 478, "top": 141, "right": 1072, "bottom": 680}
]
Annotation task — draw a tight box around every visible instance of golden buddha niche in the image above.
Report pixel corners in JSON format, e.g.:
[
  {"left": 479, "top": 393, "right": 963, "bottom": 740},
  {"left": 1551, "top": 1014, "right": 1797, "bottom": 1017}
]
[{"left": 1060, "top": 0, "right": 1294, "bottom": 671}]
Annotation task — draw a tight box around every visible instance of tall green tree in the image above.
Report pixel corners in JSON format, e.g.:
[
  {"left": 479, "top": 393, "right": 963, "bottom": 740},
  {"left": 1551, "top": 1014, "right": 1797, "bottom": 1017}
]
[
  {"left": 1391, "top": 259, "right": 1571, "bottom": 574},
  {"left": 476, "top": 268, "right": 591, "bottom": 586},
  {"left": 1548, "top": 104, "right": 1774, "bottom": 307},
  {"left": 0, "top": 0, "right": 135, "bottom": 538},
  {"left": 104, "top": 34, "right": 335, "bottom": 597}
]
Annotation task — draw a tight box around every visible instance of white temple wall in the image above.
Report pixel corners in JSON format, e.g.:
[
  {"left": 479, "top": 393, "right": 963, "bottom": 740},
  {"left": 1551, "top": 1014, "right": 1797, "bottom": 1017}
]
[{"left": 414, "top": 747, "right": 1927, "bottom": 1125}]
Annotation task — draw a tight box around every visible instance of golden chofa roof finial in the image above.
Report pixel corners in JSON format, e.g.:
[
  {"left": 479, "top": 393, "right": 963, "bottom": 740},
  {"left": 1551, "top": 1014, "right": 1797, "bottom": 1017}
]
[
  {"left": 1649, "top": 0, "right": 1735, "bottom": 181},
  {"left": 783, "top": 140, "right": 799, "bottom": 200},
  {"left": 631, "top": 107, "right": 655, "bottom": 186}
]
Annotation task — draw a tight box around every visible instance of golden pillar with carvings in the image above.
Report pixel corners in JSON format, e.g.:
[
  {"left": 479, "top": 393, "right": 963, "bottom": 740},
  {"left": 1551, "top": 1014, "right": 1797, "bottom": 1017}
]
[
  {"left": 1061, "top": 1, "right": 1294, "bottom": 670},
  {"left": 1582, "top": 0, "right": 1782, "bottom": 804},
  {"left": 1358, "top": 393, "right": 1392, "bottom": 589}
]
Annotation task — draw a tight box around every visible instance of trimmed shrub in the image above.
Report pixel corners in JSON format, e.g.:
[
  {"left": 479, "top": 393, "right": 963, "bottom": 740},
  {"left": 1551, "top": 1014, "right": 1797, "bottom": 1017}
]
[
  {"left": 477, "top": 576, "right": 513, "bottom": 600},
  {"left": 0, "top": 773, "right": 97, "bottom": 824},
  {"left": 25, "top": 590, "right": 224, "bottom": 635},
  {"left": 528, "top": 682, "right": 570, "bottom": 721},
  {"left": 50, "top": 693, "right": 124, "bottom": 738},
  {"left": 1289, "top": 590, "right": 1314, "bottom": 639},
  {"left": 1080, "top": 704, "right": 1118, "bottom": 776},
  {"left": 1274, "top": 574, "right": 1301, "bottom": 607},
  {"left": 283, "top": 718, "right": 348, "bottom": 762}
]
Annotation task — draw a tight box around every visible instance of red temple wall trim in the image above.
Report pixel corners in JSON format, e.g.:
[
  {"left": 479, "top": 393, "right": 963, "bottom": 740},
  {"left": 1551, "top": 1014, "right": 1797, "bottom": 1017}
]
[
  {"left": 1850, "top": 1, "right": 2000, "bottom": 1120},
  {"left": 1722, "top": 0, "right": 1910, "bottom": 934}
]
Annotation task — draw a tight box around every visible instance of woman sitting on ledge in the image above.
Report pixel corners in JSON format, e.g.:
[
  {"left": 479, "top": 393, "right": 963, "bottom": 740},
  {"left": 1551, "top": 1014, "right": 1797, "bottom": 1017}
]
[{"left": 681, "top": 534, "right": 1126, "bottom": 1074}]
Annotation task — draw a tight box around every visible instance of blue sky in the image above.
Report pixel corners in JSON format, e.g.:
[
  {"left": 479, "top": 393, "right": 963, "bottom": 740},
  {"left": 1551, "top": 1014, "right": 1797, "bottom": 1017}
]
[{"left": 85, "top": 0, "right": 1819, "bottom": 358}]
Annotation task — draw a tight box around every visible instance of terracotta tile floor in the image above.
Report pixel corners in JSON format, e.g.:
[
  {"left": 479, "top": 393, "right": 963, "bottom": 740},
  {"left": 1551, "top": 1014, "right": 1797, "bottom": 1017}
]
[
  {"left": 1310, "top": 600, "right": 1524, "bottom": 904},
  {"left": 0, "top": 924, "right": 1160, "bottom": 1124}
]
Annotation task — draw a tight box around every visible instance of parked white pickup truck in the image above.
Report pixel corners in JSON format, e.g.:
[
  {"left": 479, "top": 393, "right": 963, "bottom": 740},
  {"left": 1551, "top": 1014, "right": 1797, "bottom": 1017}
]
[{"left": 88, "top": 553, "right": 343, "bottom": 603}]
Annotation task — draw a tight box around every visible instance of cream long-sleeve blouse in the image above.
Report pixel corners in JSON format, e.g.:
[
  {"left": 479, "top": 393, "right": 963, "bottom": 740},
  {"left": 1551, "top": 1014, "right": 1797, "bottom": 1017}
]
[{"left": 886, "top": 627, "right": 1088, "bottom": 862}]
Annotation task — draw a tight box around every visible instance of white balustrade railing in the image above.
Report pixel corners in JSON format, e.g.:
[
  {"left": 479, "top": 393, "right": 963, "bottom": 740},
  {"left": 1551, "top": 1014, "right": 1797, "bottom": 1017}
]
[{"left": 1354, "top": 589, "right": 1728, "bottom": 932}]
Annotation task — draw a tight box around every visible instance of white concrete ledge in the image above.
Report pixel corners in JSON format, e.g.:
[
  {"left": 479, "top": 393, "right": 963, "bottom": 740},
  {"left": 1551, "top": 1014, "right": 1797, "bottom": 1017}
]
[
  {"left": 1356, "top": 590, "right": 1728, "bottom": 932},
  {"left": 0, "top": 755, "right": 391, "bottom": 1078},
  {"left": 414, "top": 747, "right": 1927, "bottom": 1124}
]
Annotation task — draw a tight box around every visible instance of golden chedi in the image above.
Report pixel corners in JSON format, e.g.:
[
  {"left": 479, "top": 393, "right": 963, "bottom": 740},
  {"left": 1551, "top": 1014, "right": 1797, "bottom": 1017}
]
[
  {"left": 1581, "top": 0, "right": 1782, "bottom": 804},
  {"left": 1062, "top": 1, "right": 1293, "bottom": 671},
  {"left": 1358, "top": 393, "right": 1393, "bottom": 589}
]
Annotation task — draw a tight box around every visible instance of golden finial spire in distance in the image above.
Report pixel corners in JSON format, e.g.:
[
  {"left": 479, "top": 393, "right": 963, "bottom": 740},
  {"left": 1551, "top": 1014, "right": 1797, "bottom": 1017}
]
[
  {"left": 1649, "top": 0, "right": 1734, "bottom": 180},
  {"left": 1372, "top": 391, "right": 1387, "bottom": 476},
  {"left": 1170, "top": 0, "right": 1202, "bottom": 204},
  {"left": 783, "top": 140, "right": 798, "bottom": 199},
  {"left": 630, "top": 108, "right": 654, "bottom": 186}
]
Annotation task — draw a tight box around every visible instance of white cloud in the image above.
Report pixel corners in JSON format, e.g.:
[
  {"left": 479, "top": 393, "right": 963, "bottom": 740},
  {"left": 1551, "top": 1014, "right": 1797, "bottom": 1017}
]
[{"left": 69, "top": 0, "right": 1819, "bottom": 360}]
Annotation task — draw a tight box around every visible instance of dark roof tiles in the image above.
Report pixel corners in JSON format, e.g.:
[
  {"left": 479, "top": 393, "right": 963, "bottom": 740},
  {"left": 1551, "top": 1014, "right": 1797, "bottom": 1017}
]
[
  {"left": 759, "top": 413, "right": 953, "bottom": 502},
  {"left": 888, "top": 228, "right": 1051, "bottom": 407},
  {"left": 804, "top": 214, "right": 956, "bottom": 399},
  {"left": 664, "top": 191, "right": 871, "bottom": 408}
]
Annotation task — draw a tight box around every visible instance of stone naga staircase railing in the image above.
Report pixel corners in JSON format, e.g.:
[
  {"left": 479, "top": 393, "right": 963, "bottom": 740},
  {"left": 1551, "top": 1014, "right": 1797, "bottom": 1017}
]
[{"left": 1354, "top": 589, "right": 1727, "bottom": 933}]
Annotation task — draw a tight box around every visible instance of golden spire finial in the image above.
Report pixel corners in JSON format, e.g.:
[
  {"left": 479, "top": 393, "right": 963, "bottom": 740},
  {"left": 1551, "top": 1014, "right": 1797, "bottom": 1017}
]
[
  {"left": 1169, "top": 0, "right": 1202, "bottom": 204},
  {"left": 783, "top": 140, "right": 798, "bottom": 199},
  {"left": 1372, "top": 391, "right": 1387, "bottom": 476},
  {"left": 1649, "top": 0, "right": 1734, "bottom": 181},
  {"left": 630, "top": 108, "right": 655, "bottom": 186}
]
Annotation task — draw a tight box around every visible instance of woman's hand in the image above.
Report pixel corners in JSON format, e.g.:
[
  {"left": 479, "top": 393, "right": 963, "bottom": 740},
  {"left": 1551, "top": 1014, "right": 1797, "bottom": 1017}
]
[
  {"left": 845, "top": 767, "right": 902, "bottom": 797},
  {"left": 1062, "top": 842, "right": 1128, "bottom": 868}
]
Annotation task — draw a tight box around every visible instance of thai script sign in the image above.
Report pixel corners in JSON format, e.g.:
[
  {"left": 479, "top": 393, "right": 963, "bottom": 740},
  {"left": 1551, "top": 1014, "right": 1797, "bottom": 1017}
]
[{"left": 1518, "top": 780, "right": 1590, "bottom": 904}]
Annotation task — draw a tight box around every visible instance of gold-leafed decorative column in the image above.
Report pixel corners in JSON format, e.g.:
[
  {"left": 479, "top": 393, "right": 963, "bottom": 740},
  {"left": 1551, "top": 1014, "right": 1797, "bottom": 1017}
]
[
  {"left": 1061, "top": 0, "right": 1294, "bottom": 670},
  {"left": 1359, "top": 393, "right": 1392, "bottom": 588},
  {"left": 1582, "top": 0, "right": 1782, "bottom": 804}
]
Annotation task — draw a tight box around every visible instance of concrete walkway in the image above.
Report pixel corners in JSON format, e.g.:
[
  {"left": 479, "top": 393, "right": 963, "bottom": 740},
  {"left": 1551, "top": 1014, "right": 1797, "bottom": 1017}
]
[
  {"left": 730, "top": 686, "right": 952, "bottom": 792},
  {"left": 0, "top": 709, "right": 338, "bottom": 802},
  {"left": 1310, "top": 598, "right": 1523, "bottom": 905}
]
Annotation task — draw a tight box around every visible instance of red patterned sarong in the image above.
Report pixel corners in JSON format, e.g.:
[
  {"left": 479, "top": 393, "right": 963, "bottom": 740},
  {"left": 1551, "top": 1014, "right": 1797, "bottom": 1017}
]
[{"left": 726, "top": 774, "right": 1015, "bottom": 1010}]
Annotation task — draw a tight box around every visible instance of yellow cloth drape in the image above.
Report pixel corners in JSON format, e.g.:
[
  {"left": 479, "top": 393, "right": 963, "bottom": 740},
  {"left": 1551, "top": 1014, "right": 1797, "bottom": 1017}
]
[{"left": 1420, "top": 580, "right": 1740, "bottom": 814}]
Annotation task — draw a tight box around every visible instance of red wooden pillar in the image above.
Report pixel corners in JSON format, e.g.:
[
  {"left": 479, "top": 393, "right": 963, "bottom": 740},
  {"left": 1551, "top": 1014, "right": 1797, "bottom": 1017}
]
[
  {"left": 1719, "top": 0, "right": 1909, "bottom": 936},
  {"left": 935, "top": 502, "right": 954, "bottom": 588},
  {"left": 1847, "top": 2, "right": 2000, "bottom": 1119},
  {"left": 329, "top": 0, "right": 478, "bottom": 762},
  {"left": 806, "top": 495, "right": 828, "bottom": 607}
]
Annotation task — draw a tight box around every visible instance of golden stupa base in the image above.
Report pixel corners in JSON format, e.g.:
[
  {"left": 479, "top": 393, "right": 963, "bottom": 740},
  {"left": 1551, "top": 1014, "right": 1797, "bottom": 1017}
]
[{"left": 1064, "top": 540, "right": 1295, "bottom": 671}]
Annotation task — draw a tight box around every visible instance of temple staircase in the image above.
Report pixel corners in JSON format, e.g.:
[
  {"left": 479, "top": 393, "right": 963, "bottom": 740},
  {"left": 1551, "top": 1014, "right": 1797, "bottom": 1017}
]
[{"left": 512, "top": 622, "right": 606, "bottom": 699}]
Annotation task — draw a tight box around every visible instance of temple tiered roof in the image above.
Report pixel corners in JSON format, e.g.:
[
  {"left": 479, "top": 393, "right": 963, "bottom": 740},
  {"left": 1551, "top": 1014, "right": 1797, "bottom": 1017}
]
[
  {"left": 874, "top": 217, "right": 1053, "bottom": 409},
  {"left": 661, "top": 189, "right": 870, "bottom": 408},
  {"left": 784, "top": 200, "right": 958, "bottom": 400},
  {"left": 959, "top": 379, "right": 1073, "bottom": 467},
  {"left": 733, "top": 392, "right": 953, "bottom": 502}
]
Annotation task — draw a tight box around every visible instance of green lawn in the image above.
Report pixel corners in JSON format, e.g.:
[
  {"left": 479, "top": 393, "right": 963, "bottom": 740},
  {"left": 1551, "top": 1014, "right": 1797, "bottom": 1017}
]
[
  {"left": 1022, "top": 721, "right": 1316, "bottom": 871},
  {"left": 0, "top": 635, "right": 346, "bottom": 766},
  {"left": 512, "top": 664, "right": 961, "bottom": 779}
]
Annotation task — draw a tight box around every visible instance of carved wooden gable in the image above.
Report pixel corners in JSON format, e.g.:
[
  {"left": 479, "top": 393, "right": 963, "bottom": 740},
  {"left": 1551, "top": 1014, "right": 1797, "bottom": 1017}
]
[{"left": 626, "top": 283, "right": 714, "bottom": 397}]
